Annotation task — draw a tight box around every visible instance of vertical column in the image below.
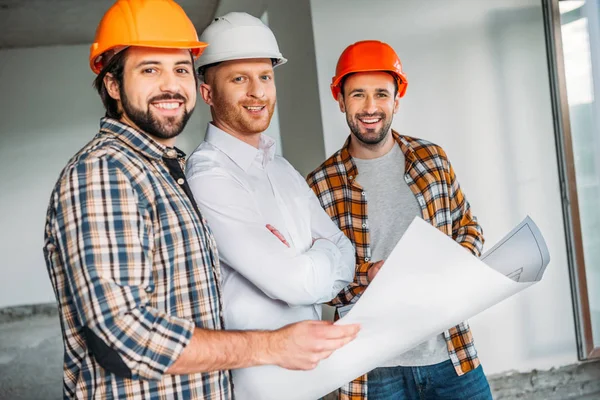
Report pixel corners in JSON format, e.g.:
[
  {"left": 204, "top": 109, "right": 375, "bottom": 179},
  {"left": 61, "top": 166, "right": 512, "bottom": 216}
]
[{"left": 265, "top": 0, "right": 327, "bottom": 176}]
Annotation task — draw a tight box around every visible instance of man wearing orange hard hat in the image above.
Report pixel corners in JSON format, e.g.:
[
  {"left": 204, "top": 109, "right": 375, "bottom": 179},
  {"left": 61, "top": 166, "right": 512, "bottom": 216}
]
[
  {"left": 307, "top": 40, "right": 493, "bottom": 400},
  {"left": 44, "top": 2, "right": 358, "bottom": 399}
]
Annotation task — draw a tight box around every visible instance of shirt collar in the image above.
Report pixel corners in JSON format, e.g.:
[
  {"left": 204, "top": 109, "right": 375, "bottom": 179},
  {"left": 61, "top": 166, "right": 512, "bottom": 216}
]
[
  {"left": 204, "top": 123, "right": 276, "bottom": 171},
  {"left": 99, "top": 117, "right": 185, "bottom": 161},
  {"left": 339, "top": 130, "right": 415, "bottom": 180}
]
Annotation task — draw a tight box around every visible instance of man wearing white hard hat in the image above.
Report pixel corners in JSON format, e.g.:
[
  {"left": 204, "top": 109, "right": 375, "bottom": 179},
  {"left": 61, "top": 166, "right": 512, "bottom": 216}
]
[{"left": 185, "top": 12, "right": 357, "bottom": 397}]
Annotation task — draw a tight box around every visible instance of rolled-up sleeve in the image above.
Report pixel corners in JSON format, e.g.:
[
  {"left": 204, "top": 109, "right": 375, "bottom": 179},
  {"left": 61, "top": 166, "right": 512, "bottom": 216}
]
[{"left": 53, "top": 156, "right": 194, "bottom": 381}]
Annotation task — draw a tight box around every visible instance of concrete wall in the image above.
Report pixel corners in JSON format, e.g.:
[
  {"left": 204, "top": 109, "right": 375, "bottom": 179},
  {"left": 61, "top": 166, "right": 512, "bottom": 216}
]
[{"left": 310, "top": 0, "right": 579, "bottom": 375}]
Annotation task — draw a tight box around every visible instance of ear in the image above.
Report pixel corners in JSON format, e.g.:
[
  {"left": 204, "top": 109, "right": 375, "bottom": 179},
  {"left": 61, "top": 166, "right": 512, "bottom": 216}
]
[
  {"left": 103, "top": 73, "right": 121, "bottom": 101},
  {"left": 337, "top": 92, "right": 346, "bottom": 113},
  {"left": 393, "top": 92, "right": 400, "bottom": 114},
  {"left": 200, "top": 82, "right": 213, "bottom": 106}
]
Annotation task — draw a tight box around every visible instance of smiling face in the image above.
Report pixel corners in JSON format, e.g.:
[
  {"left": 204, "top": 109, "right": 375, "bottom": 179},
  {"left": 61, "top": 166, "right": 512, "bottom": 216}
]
[
  {"left": 200, "top": 58, "right": 276, "bottom": 143},
  {"left": 339, "top": 71, "right": 400, "bottom": 148},
  {"left": 103, "top": 46, "right": 197, "bottom": 145}
]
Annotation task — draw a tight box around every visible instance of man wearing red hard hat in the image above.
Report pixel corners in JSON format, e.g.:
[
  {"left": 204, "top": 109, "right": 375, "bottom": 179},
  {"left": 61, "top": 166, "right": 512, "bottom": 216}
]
[
  {"left": 43, "top": 1, "right": 359, "bottom": 399},
  {"left": 307, "top": 40, "right": 493, "bottom": 400}
]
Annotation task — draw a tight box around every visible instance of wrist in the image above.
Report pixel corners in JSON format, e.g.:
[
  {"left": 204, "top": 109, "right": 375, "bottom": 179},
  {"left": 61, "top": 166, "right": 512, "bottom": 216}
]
[{"left": 249, "top": 330, "right": 275, "bottom": 366}]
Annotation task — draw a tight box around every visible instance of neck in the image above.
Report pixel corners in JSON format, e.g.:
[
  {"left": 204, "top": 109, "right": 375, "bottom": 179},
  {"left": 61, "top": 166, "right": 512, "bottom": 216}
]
[
  {"left": 348, "top": 130, "right": 395, "bottom": 159},
  {"left": 119, "top": 115, "right": 176, "bottom": 148},
  {"left": 211, "top": 120, "right": 261, "bottom": 148}
]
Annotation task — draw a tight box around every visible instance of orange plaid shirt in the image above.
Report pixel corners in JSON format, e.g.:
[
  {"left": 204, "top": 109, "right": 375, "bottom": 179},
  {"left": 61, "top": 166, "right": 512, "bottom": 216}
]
[{"left": 307, "top": 131, "right": 484, "bottom": 400}]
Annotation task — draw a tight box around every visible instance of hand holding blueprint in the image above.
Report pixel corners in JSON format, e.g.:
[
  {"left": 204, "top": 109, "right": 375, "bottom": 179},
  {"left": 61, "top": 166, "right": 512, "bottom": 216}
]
[{"left": 233, "top": 216, "right": 550, "bottom": 400}]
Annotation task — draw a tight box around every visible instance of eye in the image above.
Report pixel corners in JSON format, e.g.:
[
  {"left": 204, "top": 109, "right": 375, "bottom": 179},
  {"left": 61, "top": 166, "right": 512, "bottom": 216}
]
[
  {"left": 352, "top": 93, "right": 364, "bottom": 98},
  {"left": 233, "top": 76, "right": 247, "bottom": 83},
  {"left": 142, "top": 68, "right": 157, "bottom": 74},
  {"left": 260, "top": 75, "right": 272, "bottom": 81},
  {"left": 376, "top": 93, "right": 388, "bottom": 98},
  {"left": 176, "top": 68, "right": 190, "bottom": 74}
]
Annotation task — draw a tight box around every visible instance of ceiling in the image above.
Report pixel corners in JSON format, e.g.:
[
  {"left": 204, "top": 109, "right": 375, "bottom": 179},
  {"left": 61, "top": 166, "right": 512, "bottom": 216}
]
[{"left": 0, "top": 0, "right": 219, "bottom": 49}]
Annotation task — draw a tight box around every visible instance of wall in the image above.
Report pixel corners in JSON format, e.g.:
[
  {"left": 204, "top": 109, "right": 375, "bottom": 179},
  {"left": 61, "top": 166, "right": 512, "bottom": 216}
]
[
  {"left": 310, "top": 0, "right": 579, "bottom": 375},
  {"left": 0, "top": 45, "right": 210, "bottom": 308}
]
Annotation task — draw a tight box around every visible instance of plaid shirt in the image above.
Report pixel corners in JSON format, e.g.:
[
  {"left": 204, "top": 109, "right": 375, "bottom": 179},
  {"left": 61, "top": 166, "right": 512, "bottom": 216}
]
[
  {"left": 44, "top": 118, "right": 232, "bottom": 399},
  {"left": 307, "top": 131, "right": 484, "bottom": 400}
]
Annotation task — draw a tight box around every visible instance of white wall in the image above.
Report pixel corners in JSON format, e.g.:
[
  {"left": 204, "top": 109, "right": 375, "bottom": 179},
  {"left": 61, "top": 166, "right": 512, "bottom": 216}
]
[
  {"left": 310, "top": 0, "right": 579, "bottom": 375},
  {"left": 0, "top": 45, "right": 210, "bottom": 308}
]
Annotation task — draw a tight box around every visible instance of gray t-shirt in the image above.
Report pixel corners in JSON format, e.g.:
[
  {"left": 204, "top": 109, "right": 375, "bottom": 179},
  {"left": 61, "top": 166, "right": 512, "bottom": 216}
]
[{"left": 353, "top": 144, "right": 449, "bottom": 367}]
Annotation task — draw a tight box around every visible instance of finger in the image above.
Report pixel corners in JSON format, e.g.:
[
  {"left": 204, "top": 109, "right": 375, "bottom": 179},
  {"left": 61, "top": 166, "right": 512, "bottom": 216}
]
[
  {"left": 313, "top": 350, "right": 335, "bottom": 362},
  {"left": 315, "top": 335, "right": 357, "bottom": 352},
  {"left": 266, "top": 224, "right": 290, "bottom": 246},
  {"left": 318, "top": 323, "right": 360, "bottom": 340}
]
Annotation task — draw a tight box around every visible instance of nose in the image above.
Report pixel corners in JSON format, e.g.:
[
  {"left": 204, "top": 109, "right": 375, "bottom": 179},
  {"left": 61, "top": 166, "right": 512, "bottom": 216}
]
[
  {"left": 159, "top": 70, "right": 179, "bottom": 93},
  {"left": 247, "top": 77, "right": 265, "bottom": 99},
  {"left": 363, "top": 95, "right": 378, "bottom": 114}
]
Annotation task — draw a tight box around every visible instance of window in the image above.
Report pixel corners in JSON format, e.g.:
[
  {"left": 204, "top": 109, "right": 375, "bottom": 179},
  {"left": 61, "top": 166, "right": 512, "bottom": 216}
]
[{"left": 545, "top": 0, "right": 600, "bottom": 359}]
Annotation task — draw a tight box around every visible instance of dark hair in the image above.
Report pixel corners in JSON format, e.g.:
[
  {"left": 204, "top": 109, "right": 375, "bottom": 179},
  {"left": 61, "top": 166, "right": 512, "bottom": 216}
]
[
  {"left": 93, "top": 49, "right": 128, "bottom": 119},
  {"left": 339, "top": 71, "right": 400, "bottom": 97}
]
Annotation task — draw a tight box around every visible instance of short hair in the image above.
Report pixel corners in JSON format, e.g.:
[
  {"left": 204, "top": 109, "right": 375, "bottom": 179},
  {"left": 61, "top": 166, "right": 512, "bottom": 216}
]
[
  {"left": 93, "top": 49, "right": 128, "bottom": 119},
  {"left": 339, "top": 71, "right": 400, "bottom": 97}
]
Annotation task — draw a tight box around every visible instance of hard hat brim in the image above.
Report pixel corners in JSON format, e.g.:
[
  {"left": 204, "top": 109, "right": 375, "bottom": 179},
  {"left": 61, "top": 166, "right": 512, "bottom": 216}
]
[
  {"left": 330, "top": 67, "right": 408, "bottom": 100},
  {"left": 196, "top": 52, "right": 287, "bottom": 70},
  {"left": 91, "top": 40, "right": 209, "bottom": 74}
]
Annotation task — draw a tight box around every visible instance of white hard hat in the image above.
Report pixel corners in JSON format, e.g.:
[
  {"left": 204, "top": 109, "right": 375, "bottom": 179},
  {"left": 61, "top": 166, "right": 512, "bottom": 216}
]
[{"left": 196, "top": 12, "right": 287, "bottom": 71}]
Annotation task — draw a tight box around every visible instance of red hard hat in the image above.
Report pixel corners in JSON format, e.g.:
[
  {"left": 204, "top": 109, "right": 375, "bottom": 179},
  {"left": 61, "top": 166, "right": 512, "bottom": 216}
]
[{"left": 330, "top": 40, "right": 408, "bottom": 100}]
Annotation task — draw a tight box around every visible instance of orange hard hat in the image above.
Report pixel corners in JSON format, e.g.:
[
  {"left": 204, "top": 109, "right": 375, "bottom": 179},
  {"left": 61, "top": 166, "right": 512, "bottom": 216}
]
[
  {"left": 89, "top": 0, "right": 208, "bottom": 74},
  {"left": 330, "top": 40, "right": 408, "bottom": 100}
]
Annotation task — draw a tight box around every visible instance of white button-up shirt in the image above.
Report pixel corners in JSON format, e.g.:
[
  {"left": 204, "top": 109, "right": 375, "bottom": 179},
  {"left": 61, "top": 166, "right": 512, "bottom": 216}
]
[{"left": 185, "top": 124, "right": 355, "bottom": 333}]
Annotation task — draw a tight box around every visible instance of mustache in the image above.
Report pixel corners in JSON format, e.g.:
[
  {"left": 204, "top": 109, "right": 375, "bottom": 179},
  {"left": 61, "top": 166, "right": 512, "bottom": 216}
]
[{"left": 149, "top": 93, "right": 187, "bottom": 103}]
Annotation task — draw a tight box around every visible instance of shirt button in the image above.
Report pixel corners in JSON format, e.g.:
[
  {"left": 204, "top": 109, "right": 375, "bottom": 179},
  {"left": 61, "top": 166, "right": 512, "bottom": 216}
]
[
  {"left": 361, "top": 191, "right": 366, "bottom": 196},
  {"left": 177, "top": 178, "right": 185, "bottom": 185},
  {"left": 364, "top": 257, "right": 370, "bottom": 262},
  {"left": 362, "top": 223, "right": 367, "bottom": 228},
  {"left": 166, "top": 149, "right": 177, "bottom": 158},
  {"left": 349, "top": 175, "right": 354, "bottom": 180}
]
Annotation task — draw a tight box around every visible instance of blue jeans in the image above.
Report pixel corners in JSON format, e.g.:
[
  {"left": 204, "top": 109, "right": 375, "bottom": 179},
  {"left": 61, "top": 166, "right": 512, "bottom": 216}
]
[{"left": 367, "top": 359, "right": 493, "bottom": 400}]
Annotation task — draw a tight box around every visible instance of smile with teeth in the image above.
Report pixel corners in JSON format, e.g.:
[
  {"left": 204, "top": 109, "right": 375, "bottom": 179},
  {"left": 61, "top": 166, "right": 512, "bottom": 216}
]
[
  {"left": 244, "top": 106, "right": 265, "bottom": 111},
  {"left": 153, "top": 102, "right": 182, "bottom": 110},
  {"left": 359, "top": 117, "right": 382, "bottom": 124}
]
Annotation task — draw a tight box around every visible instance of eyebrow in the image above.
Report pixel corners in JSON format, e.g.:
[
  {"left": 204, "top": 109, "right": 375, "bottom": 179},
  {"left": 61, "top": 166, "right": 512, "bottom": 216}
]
[
  {"left": 349, "top": 88, "right": 392, "bottom": 94},
  {"left": 134, "top": 60, "right": 193, "bottom": 68},
  {"left": 227, "top": 69, "right": 274, "bottom": 78}
]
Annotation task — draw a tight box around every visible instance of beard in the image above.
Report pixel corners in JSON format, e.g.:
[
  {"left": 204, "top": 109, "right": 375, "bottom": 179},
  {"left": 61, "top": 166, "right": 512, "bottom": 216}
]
[
  {"left": 346, "top": 111, "right": 393, "bottom": 146},
  {"left": 121, "top": 89, "right": 194, "bottom": 140},
  {"left": 211, "top": 92, "right": 275, "bottom": 135}
]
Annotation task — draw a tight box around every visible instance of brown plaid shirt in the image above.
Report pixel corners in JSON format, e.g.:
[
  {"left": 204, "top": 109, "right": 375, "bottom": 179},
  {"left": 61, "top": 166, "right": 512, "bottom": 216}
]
[{"left": 307, "top": 131, "right": 484, "bottom": 400}]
